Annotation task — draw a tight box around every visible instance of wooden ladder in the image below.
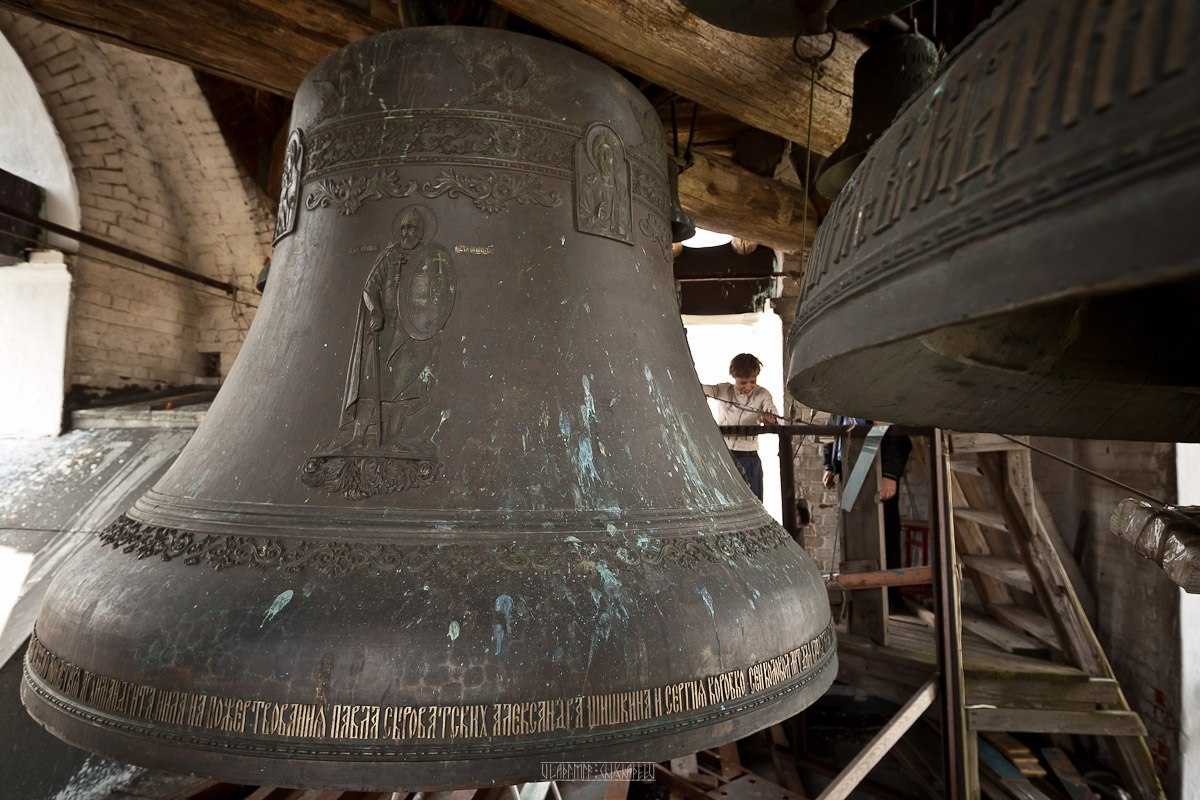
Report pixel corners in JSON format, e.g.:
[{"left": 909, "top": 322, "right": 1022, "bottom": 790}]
[{"left": 947, "top": 433, "right": 1163, "bottom": 800}]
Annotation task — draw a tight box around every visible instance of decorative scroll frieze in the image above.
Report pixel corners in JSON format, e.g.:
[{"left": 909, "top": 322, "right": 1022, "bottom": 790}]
[{"left": 96, "top": 516, "right": 794, "bottom": 577}]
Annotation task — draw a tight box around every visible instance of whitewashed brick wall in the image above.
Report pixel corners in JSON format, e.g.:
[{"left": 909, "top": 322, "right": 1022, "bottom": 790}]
[{"left": 1, "top": 11, "right": 272, "bottom": 391}]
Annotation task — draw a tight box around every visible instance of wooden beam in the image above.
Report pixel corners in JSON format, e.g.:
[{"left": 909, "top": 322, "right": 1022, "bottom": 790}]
[
  {"left": 953, "top": 508, "right": 1009, "bottom": 533},
  {"left": 679, "top": 149, "right": 817, "bottom": 252},
  {"left": 816, "top": 678, "right": 937, "bottom": 800},
  {"left": 491, "top": 0, "right": 863, "bottom": 155},
  {"left": 0, "top": 0, "right": 383, "bottom": 96},
  {"left": 968, "top": 708, "right": 1147, "bottom": 736},
  {"left": 836, "top": 565, "right": 932, "bottom": 590},
  {"left": 966, "top": 677, "right": 1120, "bottom": 710},
  {"left": 949, "top": 433, "right": 1026, "bottom": 453}
]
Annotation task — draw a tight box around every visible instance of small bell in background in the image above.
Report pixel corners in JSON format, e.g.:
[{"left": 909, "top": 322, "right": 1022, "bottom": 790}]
[
  {"left": 810, "top": 30, "right": 939, "bottom": 199},
  {"left": 669, "top": 155, "right": 697, "bottom": 243}
]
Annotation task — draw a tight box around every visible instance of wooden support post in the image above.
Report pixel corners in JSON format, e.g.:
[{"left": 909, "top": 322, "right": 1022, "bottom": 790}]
[
  {"left": 815, "top": 678, "right": 938, "bottom": 800},
  {"left": 770, "top": 724, "right": 808, "bottom": 797},
  {"left": 717, "top": 742, "right": 743, "bottom": 780},
  {"left": 931, "top": 430, "right": 976, "bottom": 799},
  {"left": 841, "top": 432, "right": 888, "bottom": 645}
]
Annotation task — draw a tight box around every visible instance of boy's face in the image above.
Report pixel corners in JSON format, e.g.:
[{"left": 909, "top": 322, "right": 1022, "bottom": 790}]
[{"left": 733, "top": 372, "right": 758, "bottom": 395}]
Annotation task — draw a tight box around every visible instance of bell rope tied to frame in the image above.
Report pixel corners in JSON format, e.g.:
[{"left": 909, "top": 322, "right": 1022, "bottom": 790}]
[{"left": 23, "top": 28, "right": 835, "bottom": 791}]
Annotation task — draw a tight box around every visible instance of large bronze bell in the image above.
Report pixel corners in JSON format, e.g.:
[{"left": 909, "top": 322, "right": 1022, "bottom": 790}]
[
  {"left": 24, "top": 28, "right": 834, "bottom": 790},
  {"left": 809, "top": 31, "right": 939, "bottom": 199},
  {"left": 788, "top": 0, "right": 1200, "bottom": 442}
]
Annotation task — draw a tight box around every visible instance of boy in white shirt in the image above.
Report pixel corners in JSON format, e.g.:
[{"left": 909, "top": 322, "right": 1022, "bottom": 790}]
[{"left": 701, "top": 353, "right": 778, "bottom": 500}]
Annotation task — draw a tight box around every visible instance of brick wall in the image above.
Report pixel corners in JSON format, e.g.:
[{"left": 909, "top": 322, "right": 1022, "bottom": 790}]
[
  {"left": 0, "top": 12, "right": 272, "bottom": 391},
  {"left": 776, "top": 251, "right": 840, "bottom": 574}
]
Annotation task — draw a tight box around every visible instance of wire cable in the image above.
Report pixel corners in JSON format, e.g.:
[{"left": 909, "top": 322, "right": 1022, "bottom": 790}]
[{"left": 997, "top": 434, "right": 1171, "bottom": 508}]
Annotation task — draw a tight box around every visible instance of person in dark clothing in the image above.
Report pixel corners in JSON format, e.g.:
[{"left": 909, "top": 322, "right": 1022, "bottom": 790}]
[{"left": 822, "top": 415, "right": 912, "bottom": 605}]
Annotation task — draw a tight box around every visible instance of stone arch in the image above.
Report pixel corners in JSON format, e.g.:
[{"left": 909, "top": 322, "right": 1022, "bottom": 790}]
[{"left": 0, "top": 11, "right": 273, "bottom": 391}]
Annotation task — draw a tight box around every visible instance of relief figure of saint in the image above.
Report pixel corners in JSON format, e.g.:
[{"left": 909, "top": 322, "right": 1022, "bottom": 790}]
[
  {"left": 339, "top": 204, "right": 456, "bottom": 457},
  {"left": 576, "top": 124, "right": 631, "bottom": 242}
]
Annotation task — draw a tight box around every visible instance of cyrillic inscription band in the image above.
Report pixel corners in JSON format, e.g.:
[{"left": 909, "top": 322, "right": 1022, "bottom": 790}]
[
  {"left": 26, "top": 625, "right": 834, "bottom": 743},
  {"left": 795, "top": 0, "right": 1198, "bottom": 326}
]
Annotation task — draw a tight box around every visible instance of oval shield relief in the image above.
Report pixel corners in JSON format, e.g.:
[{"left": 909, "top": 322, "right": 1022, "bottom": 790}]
[{"left": 401, "top": 243, "right": 457, "bottom": 341}]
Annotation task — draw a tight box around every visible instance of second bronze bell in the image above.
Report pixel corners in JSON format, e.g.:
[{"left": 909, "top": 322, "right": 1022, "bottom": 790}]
[{"left": 23, "top": 27, "right": 835, "bottom": 791}]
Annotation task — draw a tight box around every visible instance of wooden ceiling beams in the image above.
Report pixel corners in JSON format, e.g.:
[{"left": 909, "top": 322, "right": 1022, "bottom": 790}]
[
  {"left": 680, "top": 150, "right": 816, "bottom": 253},
  {"left": 0, "top": 0, "right": 842, "bottom": 250},
  {"left": 0, "top": 0, "right": 383, "bottom": 96},
  {"left": 491, "top": 0, "right": 863, "bottom": 156}
]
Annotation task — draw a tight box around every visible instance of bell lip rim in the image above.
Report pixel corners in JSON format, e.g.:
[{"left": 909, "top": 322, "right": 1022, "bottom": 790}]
[
  {"left": 23, "top": 660, "right": 835, "bottom": 791},
  {"left": 22, "top": 630, "right": 837, "bottom": 772}
]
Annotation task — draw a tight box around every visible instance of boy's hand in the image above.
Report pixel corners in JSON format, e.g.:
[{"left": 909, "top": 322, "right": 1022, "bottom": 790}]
[
  {"left": 879, "top": 477, "right": 898, "bottom": 500},
  {"left": 822, "top": 469, "right": 836, "bottom": 489}
]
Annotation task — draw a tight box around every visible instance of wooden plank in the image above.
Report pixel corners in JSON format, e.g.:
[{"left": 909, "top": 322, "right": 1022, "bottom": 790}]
[
  {"left": 967, "top": 677, "right": 1121, "bottom": 710},
  {"left": 841, "top": 433, "right": 888, "bottom": 645},
  {"left": 837, "top": 565, "right": 933, "bottom": 590},
  {"left": 981, "top": 732, "right": 1045, "bottom": 778},
  {"left": 950, "top": 433, "right": 1026, "bottom": 453},
  {"left": 679, "top": 150, "right": 817, "bottom": 253},
  {"left": 815, "top": 678, "right": 938, "bottom": 800},
  {"left": 903, "top": 597, "right": 935, "bottom": 627},
  {"left": 978, "top": 740, "right": 1053, "bottom": 800},
  {"left": 491, "top": 0, "right": 863, "bottom": 155},
  {"left": 961, "top": 555, "right": 1034, "bottom": 593},
  {"left": 1040, "top": 748, "right": 1100, "bottom": 800},
  {"left": 968, "top": 708, "right": 1147, "bottom": 736},
  {"left": 961, "top": 607, "right": 1046, "bottom": 656},
  {"left": 988, "top": 604, "right": 1061, "bottom": 652},
  {"left": 953, "top": 508, "right": 1010, "bottom": 533}
]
